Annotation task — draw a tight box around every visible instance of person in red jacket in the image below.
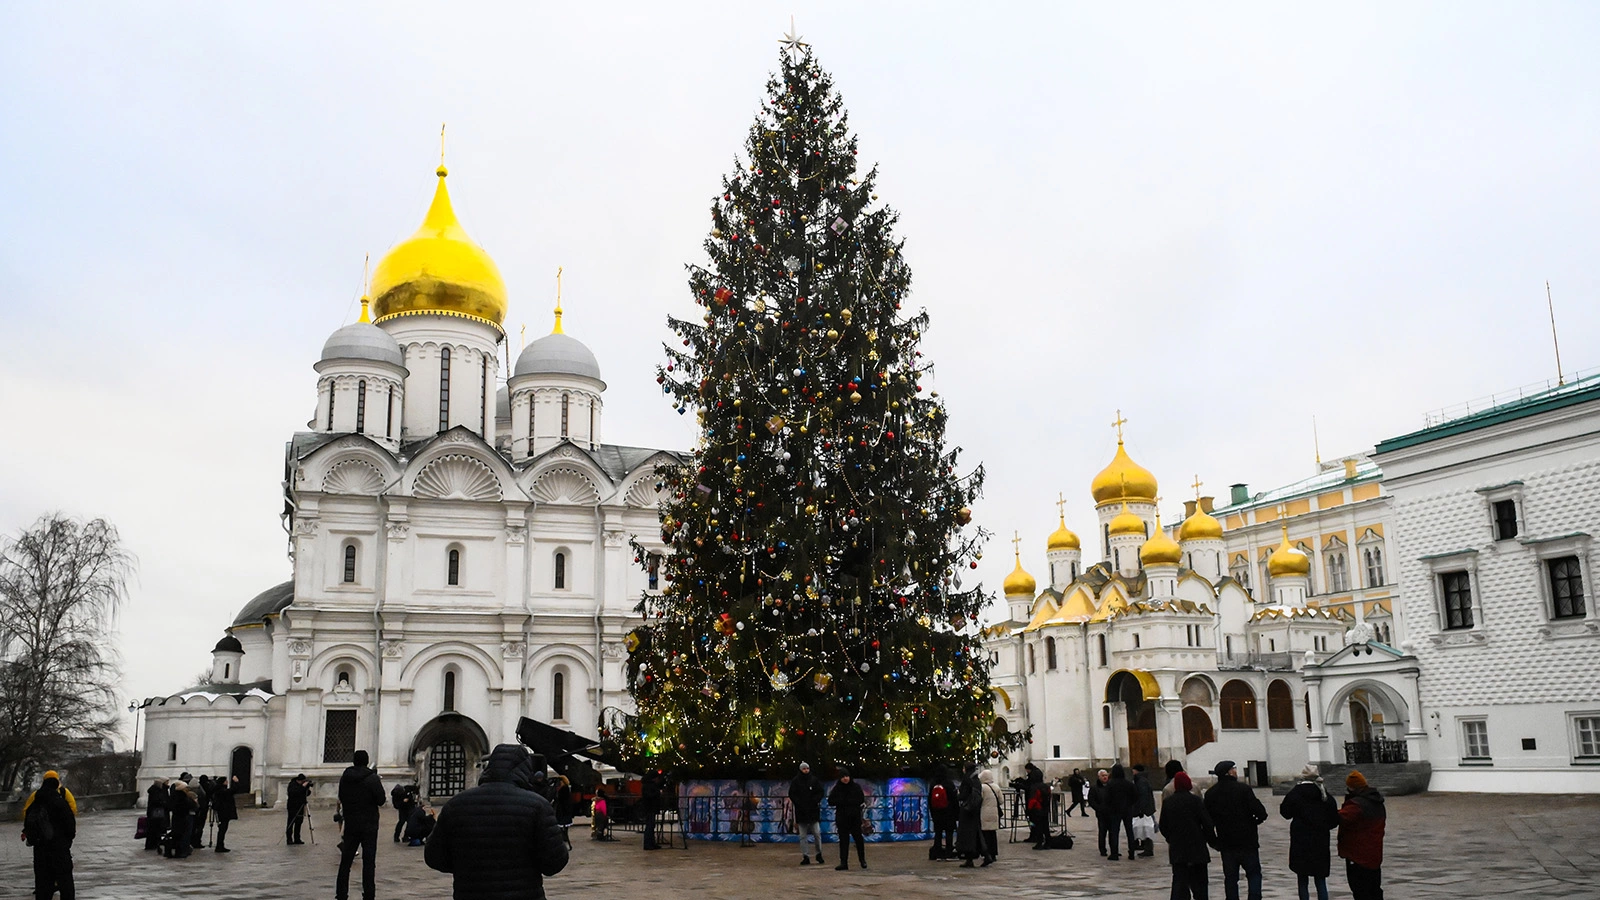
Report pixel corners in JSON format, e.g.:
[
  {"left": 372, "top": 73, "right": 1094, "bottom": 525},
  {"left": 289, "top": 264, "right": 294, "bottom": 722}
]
[{"left": 1336, "top": 771, "right": 1386, "bottom": 900}]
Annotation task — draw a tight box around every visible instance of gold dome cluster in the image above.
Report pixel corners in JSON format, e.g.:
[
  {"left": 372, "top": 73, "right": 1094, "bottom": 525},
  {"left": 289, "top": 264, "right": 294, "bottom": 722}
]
[
  {"left": 371, "top": 166, "right": 508, "bottom": 330},
  {"left": 1266, "top": 525, "right": 1311, "bottom": 578}
]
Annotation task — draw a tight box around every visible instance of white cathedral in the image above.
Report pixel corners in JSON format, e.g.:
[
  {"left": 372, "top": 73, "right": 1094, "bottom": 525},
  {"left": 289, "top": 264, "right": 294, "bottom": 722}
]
[
  {"left": 984, "top": 430, "right": 1352, "bottom": 784},
  {"left": 137, "top": 163, "right": 677, "bottom": 804}
]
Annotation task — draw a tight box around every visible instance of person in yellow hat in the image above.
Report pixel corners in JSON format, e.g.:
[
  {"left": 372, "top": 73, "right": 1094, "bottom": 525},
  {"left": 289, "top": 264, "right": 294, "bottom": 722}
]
[{"left": 22, "top": 771, "right": 78, "bottom": 817}]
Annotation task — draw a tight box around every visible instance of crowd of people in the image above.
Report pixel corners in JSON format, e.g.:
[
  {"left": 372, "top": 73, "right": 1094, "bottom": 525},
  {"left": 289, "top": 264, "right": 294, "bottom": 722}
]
[{"left": 141, "top": 772, "right": 244, "bottom": 857}]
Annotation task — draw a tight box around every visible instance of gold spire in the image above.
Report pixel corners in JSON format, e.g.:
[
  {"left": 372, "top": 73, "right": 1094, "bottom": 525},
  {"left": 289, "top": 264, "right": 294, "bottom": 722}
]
[
  {"left": 1091, "top": 413, "right": 1158, "bottom": 506},
  {"left": 370, "top": 145, "right": 507, "bottom": 329},
  {"left": 438, "top": 122, "right": 447, "bottom": 176},
  {"left": 553, "top": 266, "right": 564, "bottom": 334},
  {"left": 358, "top": 253, "right": 371, "bottom": 322}
]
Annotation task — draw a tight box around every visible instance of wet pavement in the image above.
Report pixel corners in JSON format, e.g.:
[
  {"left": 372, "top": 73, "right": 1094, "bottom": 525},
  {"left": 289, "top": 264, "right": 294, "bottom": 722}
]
[{"left": 3, "top": 790, "right": 1598, "bottom": 899}]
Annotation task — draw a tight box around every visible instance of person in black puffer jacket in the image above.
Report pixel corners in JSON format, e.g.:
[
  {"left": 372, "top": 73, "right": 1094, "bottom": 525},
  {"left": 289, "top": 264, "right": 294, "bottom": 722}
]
[
  {"left": 1203, "top": 760, "right": 1268, "bottom": 900},
  {"left": 425, "top": 744, "right": 570, "bottom": 900},
  {"left": 335, "top": 750, "right": 386, "bottom": 900}
]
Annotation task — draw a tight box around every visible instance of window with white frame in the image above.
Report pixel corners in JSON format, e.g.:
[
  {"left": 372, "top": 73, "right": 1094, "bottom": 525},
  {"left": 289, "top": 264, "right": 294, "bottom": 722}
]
[
  {"left": 1491, "top": 499, "right": 1519, "bottom": 542},
  {"left": 1363, "top": 544, "right": 1385, "bottom": 587},
  {"left": 554, "top": 551, "right": 567, "bottom": 590},
  {"left": 1573, "top": 715, "right": 1600, "bottom": 761},
  {"left": 1231, "top": 557, "right": 1251, "bottom": 591},
  {"left": 1460, "top": 718, "right": 1490, "bottom": 761},
  {"left": 343, "top": 542, "right": 357, "bottom": 584},
  {"left": 1325, "top": 547, "right": 1349, "bottom": 593},
  {"left": 1440, "top": 570, "right": 1474, "bottom": 629},
  {"left": 447, "top": 547, "right": 461, "bottom": 586}
]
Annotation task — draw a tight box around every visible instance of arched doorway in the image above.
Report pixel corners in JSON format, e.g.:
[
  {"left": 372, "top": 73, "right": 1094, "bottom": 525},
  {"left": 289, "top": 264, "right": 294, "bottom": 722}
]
[
  {"left": 1349, "top": 694, "right": 1372, "bottom": 743},
  {"left": 1106, "top": 670, "right": 1161, "bottom": 772},
  {"left": 230, "top": 746, "right": 253, "bottom": 795},
  {"left": 408, "top": 712, "right": 489, "bottom": 801}
]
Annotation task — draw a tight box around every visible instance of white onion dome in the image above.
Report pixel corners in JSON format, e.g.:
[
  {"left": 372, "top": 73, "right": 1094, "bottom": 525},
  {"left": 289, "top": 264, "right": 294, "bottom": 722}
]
[{"left": 514, "top": 332, "right": 604, "bottom": 385}]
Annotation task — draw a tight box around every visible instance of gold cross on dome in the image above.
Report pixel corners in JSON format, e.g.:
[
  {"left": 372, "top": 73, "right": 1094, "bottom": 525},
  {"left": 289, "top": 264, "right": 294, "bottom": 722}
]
[
  {"left": 1055, "top": 492, "right": 1067, "bottom": 518},
  {"left": 1192, "top": 475, "right": 1204, "bottom": 499},
  {"left": 1111, "top": 410, "right": 1127, "bottom": 442},
  {"left": 1012, "top": 530, "right": 1022, "bottom": 556}
]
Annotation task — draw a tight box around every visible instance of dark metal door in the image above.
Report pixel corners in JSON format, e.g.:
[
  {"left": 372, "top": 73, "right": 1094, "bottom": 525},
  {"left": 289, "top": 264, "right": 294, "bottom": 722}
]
[
  {"left": 230, "top": 746, "right": 253, "bottom": 794},
  {"left": 429, "top": 740, "right": 466, "bottom": 797}
]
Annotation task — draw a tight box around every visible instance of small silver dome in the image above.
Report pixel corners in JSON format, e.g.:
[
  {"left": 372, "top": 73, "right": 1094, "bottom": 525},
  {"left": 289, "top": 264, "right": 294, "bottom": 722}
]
[
  {"left": 321, "top": 322, "right": 404, "bottom": 368},
  {"left": 514, "top": 332, "right": 604, "bottom": 384}
]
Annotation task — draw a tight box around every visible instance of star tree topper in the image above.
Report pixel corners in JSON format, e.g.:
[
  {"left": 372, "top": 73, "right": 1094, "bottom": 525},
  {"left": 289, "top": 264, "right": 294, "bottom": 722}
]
[{"left": 779, "top": 16, "right": 809, "bottom": 56}]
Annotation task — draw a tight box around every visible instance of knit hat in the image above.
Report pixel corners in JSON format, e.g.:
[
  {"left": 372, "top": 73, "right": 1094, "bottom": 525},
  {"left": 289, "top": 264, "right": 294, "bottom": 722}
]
[
  {"left": 1299, "top": 765, "right": 1320, "bottom": 781},
  {"left": 799, "top": 762, "right": 810, "bottom": 771},
  {"left": 42, "top": 770, "right": 59, "bottom": 781},
  {"left": 1212, "top": 760, "right": 1236, "bottom": 777},
  {"left": 1173, "top": 771, "right": 1193, "bottom": 792},
  {"left": 1346, "top": 770, "right": 1367, "bottom": 791}
]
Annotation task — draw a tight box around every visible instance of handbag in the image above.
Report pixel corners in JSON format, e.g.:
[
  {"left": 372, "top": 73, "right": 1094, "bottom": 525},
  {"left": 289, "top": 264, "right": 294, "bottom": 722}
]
[
  {"left": 135, "top": 815, "right": 148, "bottom": 839},
  {"left": 1132, "top": 814, "right": 1157, "bottom": 841}
]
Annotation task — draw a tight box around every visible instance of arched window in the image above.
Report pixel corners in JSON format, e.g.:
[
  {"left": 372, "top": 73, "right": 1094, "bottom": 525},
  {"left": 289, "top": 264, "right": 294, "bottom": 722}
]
[
  {"left": 223, "top": 663, "right": 231, "bottom": 679},
  {"left": 168, "top": 742, "right": 178, "bottom": 762},
  {"left": 560, "top": 393, "right": 570, "bottom": 438},
  {"left": 386, "top": 388, "right": 394, "bottom": 438},
  {"left": 1267, "top": 679, "right": 1295, "bottom": 729},
  {"left": 1045, "top": 637, "right": 1057, "bottom": 670},
  {"left": 1182, "top": 706, "right": 1216, "bottom": 752},
  {"left": 443, "top": 670, "right": 456, "bottom": 712},
  {"left": 1220, "top": 680, "right": 1258, "bottom": 730},
  {"left": 552, "top": 670, "right": 566, "bottom": 722},
  {"left": 327, "top": 382, "right": 337, "bottom": 430},
  {"left": 588, "top": 402, "right": 595, "bottom": 446},
  {"left": 1363, "top": 546, "right": 1386, "bottom": 587},
  {"left": 1097, "top": 633, "right": 1108, "bottom": 667},
  {"left": 480, "top": 356, "right": 490, "bottom": 435},
  {"left": 343, "top": 543, "right": 357, "bottom": 584},
  {"left": 438, "top": 347, "right": 452, "bottom": 432},
  {"left": 1027, "top": 644, "right": 1036, "bottom": 674},
  {"left": 527, "top": 394, "right": 536, "bottom": 454},
  {"left": 1102, "top": 705, "right": 1111, "bottom": 730},
  {"left": 356, "top": 380, "right": 367, "bottom": 434},
  {"left": 447, "top": 548, "right": 461, "bottom": 586},
  {"left": 554, "top": 551, "right": 566, "bottom": 590}
]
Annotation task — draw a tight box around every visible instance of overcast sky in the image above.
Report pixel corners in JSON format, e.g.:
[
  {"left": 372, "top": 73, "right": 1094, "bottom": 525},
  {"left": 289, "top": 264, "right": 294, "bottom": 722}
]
[{"left": 2, "top": 3, "right": 1597, "bottom": 747}]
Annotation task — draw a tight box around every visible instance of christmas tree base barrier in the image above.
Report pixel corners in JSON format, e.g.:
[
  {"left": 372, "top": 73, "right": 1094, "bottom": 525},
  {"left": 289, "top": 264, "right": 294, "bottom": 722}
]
[{"left": 677, "top": 777, "right": 930, "bottom": 842}]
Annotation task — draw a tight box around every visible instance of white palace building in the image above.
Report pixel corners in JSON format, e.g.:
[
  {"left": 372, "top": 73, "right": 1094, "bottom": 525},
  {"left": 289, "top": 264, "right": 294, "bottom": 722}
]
[
  {"left": 991, "top": 373, "right": 1600, "bottom": 794},
  {"left": 137, "top": 163, "right": 677, "bottom": 804}
]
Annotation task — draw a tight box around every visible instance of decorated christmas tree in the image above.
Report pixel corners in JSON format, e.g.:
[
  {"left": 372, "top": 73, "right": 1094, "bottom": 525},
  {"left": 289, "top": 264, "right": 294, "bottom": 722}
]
[{"left": 609, "top": 40, "right": 1017, "bottom": 777}]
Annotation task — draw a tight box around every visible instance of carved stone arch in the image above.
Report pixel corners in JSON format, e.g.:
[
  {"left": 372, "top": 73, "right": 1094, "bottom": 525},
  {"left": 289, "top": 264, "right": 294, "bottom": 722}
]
[
  {"left": 299, "top": 435, "right": 400, "bottom": 490},
  {"left": 524, "top": 642, "right": 596, "bottom": 676},
  {"left": 398, "top": 641, "right": 504, "bottom": 691},
  {"left": 624, "top": 477, "right": 666, "bottom": 508},
  {"left": 414, "top": 455, "right": 504, "bottom": 502},
  {"left": 305, "top": 643, "right": 377, "bottom": 688},
  {"left": 530, "top": 466, "right": 601, "bottom": 505},
  {"left": 323, "top": 459, "right": 386, "bottom": 495}
]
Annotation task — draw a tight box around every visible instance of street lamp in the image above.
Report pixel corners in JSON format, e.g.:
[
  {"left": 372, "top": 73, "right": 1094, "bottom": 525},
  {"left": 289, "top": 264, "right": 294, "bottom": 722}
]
[{"left": 128, "top": 700, "right": 141, "bottom": 755}]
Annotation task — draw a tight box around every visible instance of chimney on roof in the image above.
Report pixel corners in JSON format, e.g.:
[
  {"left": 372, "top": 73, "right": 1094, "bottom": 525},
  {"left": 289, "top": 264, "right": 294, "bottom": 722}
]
[
  {"left": 1343, "top": 459, "right": 1358, "bottom": 480},
  {"left": 1230, "top": 483, "right": 1250, "bottom": 505},
  {"left": 1199, "top": 496, "right": 1215, "bottom": 513},
  {"left": 1184, "top": 499, "right": 1197, "bottom": 518}
]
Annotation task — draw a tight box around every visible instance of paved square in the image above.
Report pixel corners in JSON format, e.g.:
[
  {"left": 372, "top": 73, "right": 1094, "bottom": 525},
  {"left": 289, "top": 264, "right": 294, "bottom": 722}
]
[{"left": 3, "top": 790, "right": 1597, "bottom": 899}]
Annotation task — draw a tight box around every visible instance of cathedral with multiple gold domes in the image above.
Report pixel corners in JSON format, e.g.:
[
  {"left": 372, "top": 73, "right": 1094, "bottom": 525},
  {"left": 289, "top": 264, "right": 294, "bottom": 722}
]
[
  {"left": 137, "top": 162, "right": 679, "bottom": 803},
  {"left": 984, "top": 427, "right": 1350, "bottom": 783}
]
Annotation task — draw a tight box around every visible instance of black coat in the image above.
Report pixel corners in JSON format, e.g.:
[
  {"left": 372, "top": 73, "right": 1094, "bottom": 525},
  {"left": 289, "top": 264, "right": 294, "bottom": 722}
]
[
  {"left": 788, "top": 771, "right": 823, "bottom": 824},
  {"left": 1088, "top": 779, "right": 1113, "bottom": 819},
  {"left": 425, "top": 745, "right": 570, "bottom": 900},
  {"left": 930, "top": 776, "right": 959, "bottom": 827},
  {"left": 828, "top": 779, "right": 865, "bottom": 828},
  {"left": 1105, "top": 766, "right": 1138, "bottom": 819},
  {"left": 1280, "top": 782, "right": 1337, "bottom": 877},
  {"left": 211, "top": 782, "right": 239, "bottom": 822},
  {"left": 337, "top": 764, "right": 386, "bottom": 831},
  {"left": 146, "top": 784, "right": 169, "bottom": 821},
  {"left": 1133, "top": 772, "right": 1157, "bottom": 817},
  {"left": 27, "top": 783, "right": 77, "bottom": 849},
  {"left": 1158, "top": 790, "right": 1214, "bottom": 866},
  {"left": 286, "top": 779, "right": 310, "bottom": 811},
  {"left": 1204, "top": 774, "right": 1269, "bottom": 852}
]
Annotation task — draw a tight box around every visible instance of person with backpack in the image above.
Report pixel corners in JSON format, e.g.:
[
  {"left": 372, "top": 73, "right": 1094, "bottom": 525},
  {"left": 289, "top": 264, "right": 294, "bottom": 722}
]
[
  {"left": 23, "top": 772, "right": 77, "bottom": 900},
  {"left": 1024, "top": 764, "right": 1050, "bottom": 849},
  {"left": 1280, "top": 766, "right": 1338, "bottom": 900},
  {"left": 927, "top": 766, "right": 958, "bottom": 860},
  {"left": 788, "top": 762, "right": 825, "bottom": 865}
]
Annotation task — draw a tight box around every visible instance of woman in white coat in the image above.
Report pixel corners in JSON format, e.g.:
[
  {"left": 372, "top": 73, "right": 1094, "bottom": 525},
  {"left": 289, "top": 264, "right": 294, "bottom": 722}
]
[{"left": 977, "top": 769, "right": 1004, "bottom": 866}]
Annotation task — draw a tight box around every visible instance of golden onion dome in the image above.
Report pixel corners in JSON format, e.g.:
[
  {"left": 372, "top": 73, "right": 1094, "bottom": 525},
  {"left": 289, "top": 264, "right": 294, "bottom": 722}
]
[
  {"left": 1267, "top": 525, "right": 1311, "bottom": 578},
  {"left": 1140, "top": 521, "right": 1183, "bottom": 567},
  {"left": 1178, "top": 506, "right": 1224, "bottom": 542},
  {"left": 371, "top": 165, "right": 508, "bottom": 330},
  {"left": 1002, "top": 554, "right": 1038, "bottom": 597},
  {"left": 1108, "top": 501, "right": 1147, "bottom": 537},
  {"left": 1091, "top": 439, "right": 1158, "bottom": 506},
  {"left": 1047, "top": 515, "right": 1081, "bottom": 551}
]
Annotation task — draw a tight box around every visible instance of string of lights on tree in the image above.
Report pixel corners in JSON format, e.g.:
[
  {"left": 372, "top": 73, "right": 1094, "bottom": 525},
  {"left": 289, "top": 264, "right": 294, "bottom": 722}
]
[{"left": 601, "top": 39, "right": 1025, "bottom": 777}]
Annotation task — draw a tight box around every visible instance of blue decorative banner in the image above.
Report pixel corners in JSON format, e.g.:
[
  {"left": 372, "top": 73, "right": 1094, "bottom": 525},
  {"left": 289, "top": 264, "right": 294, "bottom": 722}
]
[{"left": 677, "top": 778, "right": 930, "bottom": 842}]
